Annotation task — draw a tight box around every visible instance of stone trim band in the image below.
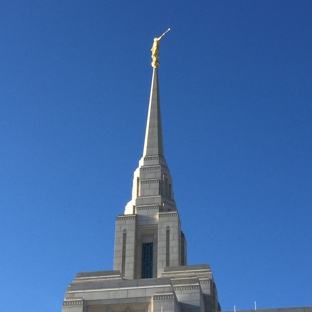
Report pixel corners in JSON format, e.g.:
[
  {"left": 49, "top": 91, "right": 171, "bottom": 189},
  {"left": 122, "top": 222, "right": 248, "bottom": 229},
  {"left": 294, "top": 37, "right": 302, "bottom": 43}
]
[{"left": 63, "top": 300, "right": 83, "bottom": 306}]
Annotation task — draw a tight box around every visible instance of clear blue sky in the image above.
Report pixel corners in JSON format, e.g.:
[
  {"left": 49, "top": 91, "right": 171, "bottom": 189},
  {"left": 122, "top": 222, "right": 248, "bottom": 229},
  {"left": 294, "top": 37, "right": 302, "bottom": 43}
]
[{"left": 0, "top": 1, "right": 311, "bottom": 312}]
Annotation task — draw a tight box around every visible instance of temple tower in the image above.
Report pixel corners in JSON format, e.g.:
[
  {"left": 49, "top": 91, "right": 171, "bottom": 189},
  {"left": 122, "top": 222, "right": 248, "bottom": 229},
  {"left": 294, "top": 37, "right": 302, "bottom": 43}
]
[
  {"left": 61, "top": 32, "right": 312, "bottom": 312},
  {"left": 113, "top": 68, "right": 187, "bottom": 279},
  {"left": 61, "top": 33, "right": 220, "bottom": 312}
]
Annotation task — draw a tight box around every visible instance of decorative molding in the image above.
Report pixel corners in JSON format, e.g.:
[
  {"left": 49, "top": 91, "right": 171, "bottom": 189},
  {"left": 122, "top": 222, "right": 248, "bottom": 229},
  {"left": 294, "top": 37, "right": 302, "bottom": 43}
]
[
  {"left": 159, "top": 213, "right": 178, "bottom": 218},
  {"left": 141, "top": 180, "right": 159, "bottom": 184},
  {"left": 144, "top": 156, "right": 159, "bottom": 161},
  {"left": 137, "top": 205, "right": 159, "bottom": 210},
  {"left": 63, "top": 300, "right": 83, "bottom": 306},
  {"left": 200, "top": 280, "right": 210, "bottom": 284},
  {"left": 141, "top": 167, "right": 160, "bottom": 171},
  {"left": 117, "top": 216, "right": 136, "bottom": 221},
  {"left": 174, "top": 286, "right": 200, "bottom": 291},
  {"left": 154, "top": 295, "right": 174, "bottom": 300}
]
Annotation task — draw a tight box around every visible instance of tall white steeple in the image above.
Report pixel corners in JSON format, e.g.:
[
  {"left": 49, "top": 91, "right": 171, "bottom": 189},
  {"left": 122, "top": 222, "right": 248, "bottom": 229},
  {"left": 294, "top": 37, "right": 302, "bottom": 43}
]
[
  {"left": 124, "top": 68, "right": 175, "bottom": 215},
  {"left": 114, "top": 67, "right": 187, "bottom": 279},
  {"left": 62, "top": 33, "right": 221, "bottom": 312},
  {"left": 143, "top": 68, "right": 164, "bottom": 157}
]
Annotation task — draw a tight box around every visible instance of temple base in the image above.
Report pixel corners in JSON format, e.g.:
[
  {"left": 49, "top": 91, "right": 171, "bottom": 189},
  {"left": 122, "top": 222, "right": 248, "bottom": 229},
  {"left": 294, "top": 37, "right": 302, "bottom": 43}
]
[{"left": 62, "top": 265, "right": 220, "bottom": 312}]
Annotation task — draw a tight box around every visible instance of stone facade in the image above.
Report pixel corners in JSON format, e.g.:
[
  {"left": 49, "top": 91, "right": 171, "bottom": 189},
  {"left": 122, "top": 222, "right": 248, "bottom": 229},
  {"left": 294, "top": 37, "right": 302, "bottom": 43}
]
[
  {"left": 61, "top": 67, "right": 311, "bottom": 312},
  {"left": 114, "top": 69, "right": 186, "bottom": 280},
  {"left": 62, "top": 67, "right": 220, "bottom": 312},
  {"left": 62, "top": 265, "right": 220, "bottom": 312}
]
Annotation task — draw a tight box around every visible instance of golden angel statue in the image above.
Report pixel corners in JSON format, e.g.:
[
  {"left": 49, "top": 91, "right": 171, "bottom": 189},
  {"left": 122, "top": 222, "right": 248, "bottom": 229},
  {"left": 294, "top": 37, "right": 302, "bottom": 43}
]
[{"left": 151, "top": 28, "right": 170, "bottom": 68}]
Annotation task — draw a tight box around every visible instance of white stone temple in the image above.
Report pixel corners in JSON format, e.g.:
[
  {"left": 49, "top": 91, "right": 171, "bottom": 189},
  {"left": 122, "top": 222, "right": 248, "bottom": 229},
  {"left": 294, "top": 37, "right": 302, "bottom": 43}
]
[
  {"left": 61, "top": 63, "right": 311, "bottom": 312},
  {"left": 61, "top": 67, "right": 221, "bottom": 312}
]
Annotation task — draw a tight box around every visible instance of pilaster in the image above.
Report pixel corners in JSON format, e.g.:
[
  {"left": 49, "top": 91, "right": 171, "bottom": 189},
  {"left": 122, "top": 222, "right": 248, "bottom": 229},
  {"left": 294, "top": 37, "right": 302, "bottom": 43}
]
[{"left": 114, "top": 215, "right": 136, "bottom": 279}]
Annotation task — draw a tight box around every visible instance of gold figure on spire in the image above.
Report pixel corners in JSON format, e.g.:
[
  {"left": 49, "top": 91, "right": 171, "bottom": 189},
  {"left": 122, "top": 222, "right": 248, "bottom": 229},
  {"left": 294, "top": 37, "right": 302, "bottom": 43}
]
[{"left": 151, "top": 28, "right": 170, "bottom": 68}]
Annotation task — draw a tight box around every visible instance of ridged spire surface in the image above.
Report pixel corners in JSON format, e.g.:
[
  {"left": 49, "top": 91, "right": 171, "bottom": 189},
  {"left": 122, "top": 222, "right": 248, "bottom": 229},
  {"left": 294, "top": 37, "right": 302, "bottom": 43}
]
[{"left": 143, "top": 68, "right": 164, "bottom": 157}]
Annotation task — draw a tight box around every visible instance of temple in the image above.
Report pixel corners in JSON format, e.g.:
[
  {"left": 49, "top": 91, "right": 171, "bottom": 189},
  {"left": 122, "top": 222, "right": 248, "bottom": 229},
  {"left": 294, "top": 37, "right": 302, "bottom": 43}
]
[
  {"left": 61, "top": 49, "right": 311, "bottom": 312},
  {"left": 61, "top": 65, "right": 220, "bottom": 312}
]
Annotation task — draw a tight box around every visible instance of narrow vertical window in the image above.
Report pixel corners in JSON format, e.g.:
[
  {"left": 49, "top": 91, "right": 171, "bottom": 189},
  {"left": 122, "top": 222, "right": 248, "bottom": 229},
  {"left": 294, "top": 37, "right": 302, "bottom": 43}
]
[
  {"left": 122, "top": 231, "right": 127, "bottom": 276},
  {"left": 164, "top": 176, "right": 168, "bottom": 196},
  {"left": 136, "top": 177, "right": 140, "bottom": 197},
  {"left": 142, "top": 243, "right": 153, "bottom": 278},
  {"left": 181, "top": 231, "right": 186, "bottom": 266},
  {"left": 168, "top": 183, "right": 172, "bottom": 198},
  {"left": 166, "top": 227, "right": 170, "bottom": 266}
]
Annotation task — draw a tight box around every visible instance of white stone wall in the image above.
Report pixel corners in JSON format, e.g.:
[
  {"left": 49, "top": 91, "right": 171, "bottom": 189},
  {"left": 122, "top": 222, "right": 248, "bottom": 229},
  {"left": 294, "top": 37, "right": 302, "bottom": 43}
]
[
  {"left": 62, "top": 265, "right": 221, "bottom": 312},
  {"left": 153, "top": 293, "right": 180, "bottom": 312},
  {"left": 158, "top": 212, "right": 181, "bottom": 277},
  {"left": 113, "top": 216, "right": 136, "bottom": 279}
]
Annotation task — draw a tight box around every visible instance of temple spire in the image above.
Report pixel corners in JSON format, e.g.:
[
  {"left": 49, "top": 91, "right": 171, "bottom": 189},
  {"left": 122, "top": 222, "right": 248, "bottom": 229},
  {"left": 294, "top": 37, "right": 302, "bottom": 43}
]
[{"left": 143, "top": 68, "right": 164, "bottom": 157}]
